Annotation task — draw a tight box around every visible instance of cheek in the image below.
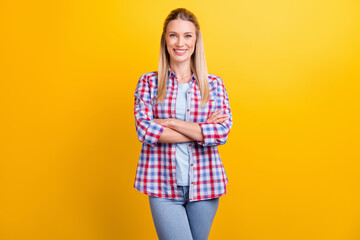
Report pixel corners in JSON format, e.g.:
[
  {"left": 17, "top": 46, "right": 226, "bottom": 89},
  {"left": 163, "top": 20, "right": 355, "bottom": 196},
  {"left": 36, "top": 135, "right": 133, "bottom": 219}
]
[
  {"left": 189, "top": 39, "right": 196, "bottom": 49},
  {"left": 166, "top": 38, "right": 176, "bottom": 46},
  {"left": 189, "top": 41, "right": 196, "bottom": 51},
  {"left": 166, "top": 42, "right": 174, "bottom": 52}
]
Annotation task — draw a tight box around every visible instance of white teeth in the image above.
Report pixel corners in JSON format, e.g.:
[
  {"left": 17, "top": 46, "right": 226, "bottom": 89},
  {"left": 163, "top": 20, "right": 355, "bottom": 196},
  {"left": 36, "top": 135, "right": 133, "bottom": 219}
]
[{"left": 174, "top": 49, "right": 186, "bottom": 53}]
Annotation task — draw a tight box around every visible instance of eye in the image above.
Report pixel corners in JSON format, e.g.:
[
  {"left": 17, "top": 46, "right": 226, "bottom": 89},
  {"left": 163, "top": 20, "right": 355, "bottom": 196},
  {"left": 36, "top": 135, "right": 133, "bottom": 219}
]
[
  {"left": 185, "top": 34, "right": 192, "bottom": 38},
  {"left": 170, "top": 34, "right": 176, "bottom": 37}
]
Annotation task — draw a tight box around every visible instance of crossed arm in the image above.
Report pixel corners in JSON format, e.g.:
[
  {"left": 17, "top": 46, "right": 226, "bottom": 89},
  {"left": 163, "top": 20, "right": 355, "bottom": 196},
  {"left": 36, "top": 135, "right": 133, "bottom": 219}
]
[
  {"left": 134, "top": 74, "right": 232, "bottom": 147},
  {"left": 154, "top": 109, "right": 229, "bottom": 144},
  {"left": 154, "top": 119, "right": 202, "bottom": 143}
]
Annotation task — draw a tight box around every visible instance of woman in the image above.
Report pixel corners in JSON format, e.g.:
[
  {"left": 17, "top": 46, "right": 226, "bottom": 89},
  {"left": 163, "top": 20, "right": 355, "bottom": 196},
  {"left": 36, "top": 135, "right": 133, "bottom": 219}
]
[{"left": 133, "top": 8, "right": 233, "bottom": 240}]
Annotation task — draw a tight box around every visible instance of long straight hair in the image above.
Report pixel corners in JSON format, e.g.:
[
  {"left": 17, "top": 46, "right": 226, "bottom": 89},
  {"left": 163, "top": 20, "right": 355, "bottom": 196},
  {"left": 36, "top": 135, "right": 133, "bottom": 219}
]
[{"left": 156, "top": 8, "right": 210, "bottom": 108}]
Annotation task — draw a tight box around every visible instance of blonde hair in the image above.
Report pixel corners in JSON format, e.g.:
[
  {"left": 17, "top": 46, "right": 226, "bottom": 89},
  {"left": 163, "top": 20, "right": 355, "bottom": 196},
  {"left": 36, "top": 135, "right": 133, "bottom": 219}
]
[{"left": 156, "top": 8, "right": 210, "bottom": 108}]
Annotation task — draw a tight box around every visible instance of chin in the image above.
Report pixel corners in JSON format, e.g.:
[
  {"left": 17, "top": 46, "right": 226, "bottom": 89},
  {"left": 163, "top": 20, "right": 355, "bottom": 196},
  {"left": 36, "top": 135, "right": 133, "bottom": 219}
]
[{"left": 172, "top": 58, "right": 190, "bottom": 63}]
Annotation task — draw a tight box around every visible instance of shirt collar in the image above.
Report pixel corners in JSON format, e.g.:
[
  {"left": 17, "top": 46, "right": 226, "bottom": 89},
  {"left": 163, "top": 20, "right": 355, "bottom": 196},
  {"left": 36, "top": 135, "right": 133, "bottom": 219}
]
[{"left": 168, "top": 67, "right": 196, "bottom": 82}]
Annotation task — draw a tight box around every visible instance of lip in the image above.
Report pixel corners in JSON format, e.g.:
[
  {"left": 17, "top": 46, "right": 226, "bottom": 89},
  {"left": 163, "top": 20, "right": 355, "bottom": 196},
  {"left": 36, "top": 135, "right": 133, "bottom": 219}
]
[{"left": 173, "top": 49, "right": 187, "bottom": 56}]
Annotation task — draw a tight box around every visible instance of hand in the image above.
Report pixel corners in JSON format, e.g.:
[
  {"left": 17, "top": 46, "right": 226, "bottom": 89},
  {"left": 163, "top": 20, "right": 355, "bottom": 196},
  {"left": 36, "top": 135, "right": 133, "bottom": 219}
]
[
  {"left": 153, "top": 118, "right": 174, "bottom": 127},
  {"left": 205, "top": 109, "right": 229, "bottom": 123}
]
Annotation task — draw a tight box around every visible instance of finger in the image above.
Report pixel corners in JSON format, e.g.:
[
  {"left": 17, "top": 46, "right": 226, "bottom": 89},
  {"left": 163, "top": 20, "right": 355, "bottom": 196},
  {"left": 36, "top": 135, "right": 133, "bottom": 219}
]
[
  {"left": 211, "top": 109, "right": 222, "bottom": 116},
  {"left": 213, "top": 114, "right": 228, "bottom": 118},
  {"left": 215, "top": 117, "right": 229, "bottom": 122},
  {"left": 206, "top": 111, "right": 225, "bottom": 121},
  {"left": 213, "top": 115, "right": 229, "bottom": 121},
  {"left": 208, "top": 116, "right": 228, "bottom": 123},
  {"left": 214, "top": 114, "right": 228, "bottom": 118},
  {"left": 215, "top": 118, "right": 228, "bottom": 122}
]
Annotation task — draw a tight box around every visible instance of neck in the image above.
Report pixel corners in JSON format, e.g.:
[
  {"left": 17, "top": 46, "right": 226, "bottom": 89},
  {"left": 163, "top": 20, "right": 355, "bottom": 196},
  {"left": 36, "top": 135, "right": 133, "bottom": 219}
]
[{"left": 169, "top": 60, "right": 192, "bottom": 79}]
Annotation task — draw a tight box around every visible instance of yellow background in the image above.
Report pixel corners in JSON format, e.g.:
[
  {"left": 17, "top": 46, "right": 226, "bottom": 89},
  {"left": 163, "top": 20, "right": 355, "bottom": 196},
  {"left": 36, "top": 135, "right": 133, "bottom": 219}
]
[{"left": 1, "top": 0, "right": 359, "bottom": 239}]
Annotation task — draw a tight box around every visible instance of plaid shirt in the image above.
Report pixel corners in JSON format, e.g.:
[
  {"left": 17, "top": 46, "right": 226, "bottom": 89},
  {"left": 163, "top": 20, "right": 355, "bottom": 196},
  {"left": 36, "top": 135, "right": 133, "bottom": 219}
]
[{"left": 133, "top": 67, "right": 233, "bottom": 202}]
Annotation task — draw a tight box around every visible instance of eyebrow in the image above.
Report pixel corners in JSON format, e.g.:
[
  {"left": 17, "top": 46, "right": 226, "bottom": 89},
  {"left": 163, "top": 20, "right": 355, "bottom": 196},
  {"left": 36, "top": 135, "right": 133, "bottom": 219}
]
[{"left": 168, "top": 31, "right": 194, "bottom": 34}]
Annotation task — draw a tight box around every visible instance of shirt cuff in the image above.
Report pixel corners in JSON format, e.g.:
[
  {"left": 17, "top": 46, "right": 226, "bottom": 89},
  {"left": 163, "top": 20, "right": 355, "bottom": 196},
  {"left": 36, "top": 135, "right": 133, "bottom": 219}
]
[
  {"left": 144, "top": 121, "right": 166, "bottom": 147},
  {"left": 197, "top": 122, "right": 217, "bottom": 147}
]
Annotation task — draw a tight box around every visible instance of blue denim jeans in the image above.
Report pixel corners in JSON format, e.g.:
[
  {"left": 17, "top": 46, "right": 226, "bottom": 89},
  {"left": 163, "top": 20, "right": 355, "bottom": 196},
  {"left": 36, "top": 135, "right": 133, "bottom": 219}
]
[{"left": 148, "top": 186, "right": 220, "bottom": 240}]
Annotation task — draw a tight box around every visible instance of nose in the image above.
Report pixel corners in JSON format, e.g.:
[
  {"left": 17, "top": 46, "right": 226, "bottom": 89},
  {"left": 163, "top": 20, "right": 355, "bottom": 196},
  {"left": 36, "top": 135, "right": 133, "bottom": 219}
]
[{"left": 176, "top": 36, "right": 184, "bottom": 46}]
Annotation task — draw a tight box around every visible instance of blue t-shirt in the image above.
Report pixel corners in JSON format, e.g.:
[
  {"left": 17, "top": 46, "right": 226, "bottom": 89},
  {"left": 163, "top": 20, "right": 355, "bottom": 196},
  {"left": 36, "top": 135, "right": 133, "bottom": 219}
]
[{"left": 175, "top": 82, "right": 191, "bottom": 186}]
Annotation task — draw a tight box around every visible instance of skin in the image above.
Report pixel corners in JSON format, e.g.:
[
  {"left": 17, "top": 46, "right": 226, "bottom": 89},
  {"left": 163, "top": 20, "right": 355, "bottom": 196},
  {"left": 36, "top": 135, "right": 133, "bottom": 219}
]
[{"left": 154, "top": 19, "right": 229, "bottom": 143}]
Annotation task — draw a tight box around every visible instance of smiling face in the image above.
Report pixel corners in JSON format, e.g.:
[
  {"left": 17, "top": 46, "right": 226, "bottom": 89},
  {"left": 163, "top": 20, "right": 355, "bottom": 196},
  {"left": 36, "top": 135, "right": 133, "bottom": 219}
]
[{"left": 165, "top": 19, "right": 197, "bottom": 65}]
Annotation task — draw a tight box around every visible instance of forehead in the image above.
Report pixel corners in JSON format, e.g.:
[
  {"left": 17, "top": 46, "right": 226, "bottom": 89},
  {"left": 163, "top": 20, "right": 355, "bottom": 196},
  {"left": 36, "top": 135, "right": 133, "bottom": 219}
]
[{"left": 166, "top": 19, "right": 196, "bottom": 33}]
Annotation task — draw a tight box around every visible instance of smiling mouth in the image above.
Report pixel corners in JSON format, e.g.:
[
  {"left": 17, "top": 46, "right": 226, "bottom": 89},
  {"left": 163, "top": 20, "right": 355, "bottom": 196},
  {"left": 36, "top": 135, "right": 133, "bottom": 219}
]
[
  {"left": 174, "top": 49, "right": 187, "bottom": 53},
  {"left": 173, "top": 49, "right": 187, "bottom": 55}
]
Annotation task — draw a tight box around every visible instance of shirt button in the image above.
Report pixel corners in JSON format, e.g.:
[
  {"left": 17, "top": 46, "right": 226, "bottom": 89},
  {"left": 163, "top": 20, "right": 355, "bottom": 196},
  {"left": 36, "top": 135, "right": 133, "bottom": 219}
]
[
  {"left": 190, "top": 163, "right": 193, "bottom": 166},
  {"left": 191, "top": 182, "right": 194, "bottom": 184},
  {"left": 188, "top": 91, "right": 190, "bottom": 94},
  {"left": 188, "top": 143, "right": 191, "bottom": 146},
  {"left": 187, "top": 109, "right": 190, "bottom": 112}
]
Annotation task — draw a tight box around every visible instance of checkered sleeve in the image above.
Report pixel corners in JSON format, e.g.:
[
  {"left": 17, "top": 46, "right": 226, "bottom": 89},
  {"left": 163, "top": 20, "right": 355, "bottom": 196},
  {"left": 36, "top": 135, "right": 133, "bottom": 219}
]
[
  {"left": 197, "top": 77, "right": 233, "bottom": 147},
  {"left": 134, "top": 74, "right": 166, "bottom": 147}
]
